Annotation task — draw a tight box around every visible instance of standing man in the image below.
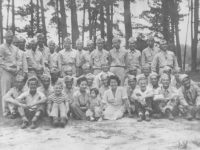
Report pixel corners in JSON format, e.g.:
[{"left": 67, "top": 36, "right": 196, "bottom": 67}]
[
  {"left": 151, "top": 39, "right": 179, "bottom": 75},
  {"left": 58, "top": 37, "right": 77, "bottom": 77},
  {"left": 141, "top": 35, "right": 160, "bottom": 67},
  {"left": 109, "top": 37, "right": 128, "bottom": 85},
  {"left": 36, "top": 33, "right": 52, "bottom": 74},
  {"left": 90, "top": 38, "right": 109, "bottom": 75},
  {"left": 127, "top": 37, "right": 141, "bottom": 74},
  {"left": 48, "top": 40, "right": 58, "bottom": 69},
  {"left": 25, "top": 38, "right": 45, "bottom": 78},
  {"left": 0, "top": 30, "right": 19, "bottom": 116},
  {"left": 75, "top": 39, "right": 86, "bottom": 77},
  {"left": 82, "top": 40, "right": 94, "bottom": 64},
  {"left": 18, "top": 36, "right": 27, "bottom": 51}
]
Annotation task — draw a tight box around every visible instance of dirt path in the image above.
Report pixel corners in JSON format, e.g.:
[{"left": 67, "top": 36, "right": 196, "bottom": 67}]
[{"left": 1, "top": 118, "right": 200, "bottom": 150}]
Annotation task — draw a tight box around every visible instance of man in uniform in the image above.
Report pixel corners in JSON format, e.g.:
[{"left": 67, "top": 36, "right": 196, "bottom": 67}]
[
  {"left": 151, "top": 39, "right": 179, "bottom": 75},
  {"left": 82, "top": 40, "right": 94, "bottom": 64},
  {"left": 18, "top": 36, "right": 27, "bottom": 51},
  {"left": 109, "top": 37, "right": 128, "bottom": 85},
  {"left": 90, "top": 38, "right": 109, "bottom": 75},
  {"left": 141, "top": 35, "right": 160, "bottom": 67},
  {"left": 48, "top": 40, "right": 58, "bottom": 69},
  {"left": 0, "top": 30, "right": 19, "bottom": 116}
]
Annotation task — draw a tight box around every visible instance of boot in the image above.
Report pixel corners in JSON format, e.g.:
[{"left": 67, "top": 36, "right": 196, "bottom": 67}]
[
  {"left": 145, "top": 114, "right": 151, "bottom": 122},
  {"left": 21, "top": 121, "right": 28, "bottom": 129},
  {"left": 165, "top": 109, "right": 175, "bottom": 120},
  {"left": 185, "top": 112, "right": 193, "bottom": 121},
  {"left": 30, "top": 121, "right": 37, "bottom": 129},
  {"left": 137, "top": 115, "right": 143, "bottom": 122},
  {"left": 9, "top": 113, "right": 17, "bottom": 119},
  {"left": 60, "top": 117, "right": 67, "bottom": 127},
  {"left": 53, "top": 117, "right": 59, "bottom": 127}
]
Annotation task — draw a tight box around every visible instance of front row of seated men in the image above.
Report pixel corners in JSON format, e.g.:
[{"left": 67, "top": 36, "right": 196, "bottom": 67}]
[{"left": 3, "top": 64, "right": 200, "bottom": 129}]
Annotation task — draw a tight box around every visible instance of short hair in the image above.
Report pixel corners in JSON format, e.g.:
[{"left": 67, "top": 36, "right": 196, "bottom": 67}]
[
  {"left": 77, "top": 77, "right": 88, "bottom": 86},
  {"left": 54, "top": 80, "right": 63, "bottom": 88},
  {"left": 28, "top": 77, "right": 38, "bottom": 85},
  {"left": 90, "top": 88, "right": 99, "bottom": 96},
  {"left": 108, "top": 75, "right": 121, "bottom": 86}
]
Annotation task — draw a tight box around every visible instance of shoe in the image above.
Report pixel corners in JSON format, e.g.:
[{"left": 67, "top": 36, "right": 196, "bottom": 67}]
[
  {"left": 9, "top": 113, "right": 17, "bottom": 119},
  {"left": 185, "top": 112, "right": 193, "bottom": 121},
  {"left": 152, "top": 113, "right": 163, "bottom": 119},
  {"left": 137, "top": 115, "right": 143, "bottom": 122},
  {"left": 53, "top": 117, "right": 59, "bottom": 127},
  {"left": 166, "top": 110, "right": 175, "bottom": 120},
  {"left": 195, "top": 112, "right": 200, "bottom": 120},
  {"left": 30, "top": 121, "right": 37, "bottom": 129},
  {"left": 98, "top": 117, "right": 103, "bottom": 122},
  {"left": 21, "top": 121, "right": 28, "bottom": 129},
  {"left": 60, "top": 118, "right": 67, "bottom": 127},
  {"left": 145, "top": 114, "right": 151, "bottom": 122},
  {"left": 90, "top": 117, "right": 95, "bottom": 121}
]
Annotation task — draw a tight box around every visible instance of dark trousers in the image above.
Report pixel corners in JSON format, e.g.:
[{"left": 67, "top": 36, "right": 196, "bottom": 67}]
[
  {"left": 70, "top": 103, "right": 86, "bottom": 120},
  {"left": 135, "top": 97, "right": 153, "bottom": 115}
]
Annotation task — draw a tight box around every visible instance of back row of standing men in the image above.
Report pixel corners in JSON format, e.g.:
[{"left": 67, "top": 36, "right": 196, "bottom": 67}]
[{"left": 0, "top": 30, "right": 179, "bottom": 117}]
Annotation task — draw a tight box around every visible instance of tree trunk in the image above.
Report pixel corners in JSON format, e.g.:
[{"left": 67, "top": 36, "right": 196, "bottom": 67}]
[
  {"left": 70, "top": 0, "right": 79, "bottom": 48},
  {"left": 40, "top": 0, "right": 47, "bottom": 45},
  {"left": 56, "top": 0, "right": 60, "bottom": 48},
  {"left": 6, "top": 0, "right": 10, "bottom": 30},
  {"left": 169, "top": 0, "right": 175, "bottom": 53},
  {"left": 162, "top": 0, "right": 170, "bottom": 42},
  {"left": 0, "top": 0, "right": 3, "bottom": 43},
  {"left": 12, "top": 0, "right": 15, "bottom": 34},
  {"left": 88, "top": 0, "right": 92, "bottom": 39},
  {"left": 82, "top": 0, "right": 86, "bottom": 43},
  {"left": 36, "top": 0, "right": 40, "bottom": 32},
  {"left": 106, "top": 0, "right": 112, "bottom": 50},
  {"left": 60, "top": 0, "right": 68, "bottom": 44},
  {"left": 111, "top": 0, "right": 113, "bottom": 36},
  {"left": 191, "top": 0, "right": 193, "bottom": 71},
  {"left": 124, "top": 0, "right": 132, "bottom": 49},
  {"left": 100, "top": 0, "right": 105, "bottom": 39},
  {"left": 30, "top": 0, "right": 34, "bottom": 37}
]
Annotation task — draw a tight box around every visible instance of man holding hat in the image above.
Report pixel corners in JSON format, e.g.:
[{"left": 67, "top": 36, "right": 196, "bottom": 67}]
[
  {"left": 178, "top": 74, "right": 200, "bottom": 120},
  {"left": 151, "top": 39, "right": 179, "bottom": 75},
  {"left": 0, "top": 30, "right": 19, "bottom": 116}
]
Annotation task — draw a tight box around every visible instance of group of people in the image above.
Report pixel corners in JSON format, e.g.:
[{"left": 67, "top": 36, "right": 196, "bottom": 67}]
[{"left": 0, "top": 30, "right": 200, "bottom": 130}]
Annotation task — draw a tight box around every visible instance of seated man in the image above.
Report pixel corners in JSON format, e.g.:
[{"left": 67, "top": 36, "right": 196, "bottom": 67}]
[
  {"left": 132, "top": 74, "right": 154, "bottom": 122},
  {"left": 99, "top": 74, "right": 110, "bottom": 99},
  {"left": 149, "top": 72, "right": 160, "bottom": 90},
  {"left": 124, "top": 66, "right": 138, "bottom": 87},
  {"left": 50, "top": 68, "right": 63, "bottom": 87},
  {"left": 154, "top": 74, "right": 179, "bottom": 120},
  {"left": 63, "top": 66, "right": 77, "bottom": 86},
  {"left": 126, "top": 75, "right": 137, "bottom": 117},
  {"left": 3, "top": 75, "right": 26, "bottom": 119},
  {"left": 35, "top": 65, "right": 44, "bottom": 87},
  {"left": 141, "top": 64, "right": 151, "bottom": 85},
  {"left": 15, "top": 77, "right": 47, "bottom": 129},
  {"left": 178, "top": 74, "right": 200, "bottom": 121},
  {"left": 158, "top": 66, "right": 175, "bottom": 87},
  {"left": 94, "top": 63, "right": 114, "bottom": 88}
]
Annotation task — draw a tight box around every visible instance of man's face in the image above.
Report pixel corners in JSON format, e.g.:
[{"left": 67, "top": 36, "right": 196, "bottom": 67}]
[
  {"left": 182, "top": 77, "right": 190, "bottom": 89},
  {"left": 51, "top": 73, "right": 59, "bottom": 80},
  {"left": 83, "top": 68, "right": 90, "bottom": 74},
  {"left": 36, "top": 69, "right": 44, "bottom": 78},
  {"left": 162, "top": 78, "right": 170, "bottom": 88},
  {"left": 139, "top": 79, "right": 147, "bottom": 91},
  {"left": 129, "top": 69, "right": 137, "bottom": 76},
  {"left": 64, "top": 41, "right": 71, "bottom": 50},
  {"left": 113, "top": 40, "right": 120, "bottom": 49},
  {"left": 160, "top": 43, "right": 168, "bottom": 51},
  {"left": 65, "top": 80, "right": 73, "bottom": 89},
  {"left": 174, "top": 71, "right": 180, "bottom": 80},
  {"left": 150, "top": 76, "right": 158, "bottom": 86},
  {"left": 101, "top": 77, "right": 108, "bottom": 86},
  {"left": 129, "top": 42, "right": 136, "bottom": 50},
  {"left": 13, "top": 41, "right": 19, "bottom": 47},
  {"left": 37, "top": 37, "right": 44, "bottom": 45},
  {"left": 31, "top": 43, "right": 37, "bottom": 51},
  {"left": 87, "top": 43, "right": 94, "bottom": 52},
  {"left": 143, "top": 69, "right": 150, "bottom": 76},
  {"left": 163, "top": 70, "right": 171, "bottom": 76},
  {"left": 128, "top": 79, "right": 136, "bottom": 89},
  {"left": 76, "top": 42, "right": 83, "bottom": 50},
  {"left": 54, "top": 85, "right": 63, "bottom": 95},
  {"left": 87, "top": 78, "right": 94, "bottom": 86},
  {"left": 79, "top": 81, "right": 87, "bottom": 91},
  {"left": 6, "top": 36, "right": 13, "bottom": 45},
  {"left": 18, "top": 41, "right": 26, "bottom": 51},
  {"left": 15, "top": 79, "right": 25, "bottom": 89},
  {"left": 64, "top": 70, "right": 73, "bottom": 76},
  {"left": 41, "top": 78, "right": 50, "bottom": 88},
  {"left": 147, "top": 39, "right": 154, "bottom": 48},
  {"left": 97, "top": 41, "right": 104, "bottom": 50},
  {"left": 102, "top": 65, "right": 109, "bottom": 72},
  {"left": 49, "top": 43, "right": 55, "bottom": 53},
  {"left": 29, "top": 81, "right": 38, "bottom": 92}
]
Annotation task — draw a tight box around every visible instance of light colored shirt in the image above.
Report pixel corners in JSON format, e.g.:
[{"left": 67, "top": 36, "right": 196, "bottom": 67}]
[
  {"left": 3, "top": 87, "right": 26, "bottom": 101},
  {"left": 132, "top": 86, "right": 154, "bottom": 102},
  {"left": 90, "top": 49, "right": 109, "bottom": 69},
  {"left": 37, "top": 46, "right": 52, "bottom": 69},
  {"left": 109, "top": 47, "right": 128, "bottom": 67},
  {"left": 76, "top": 49, "right": 87, "bottom": 67},
  {"left": 82, "top": 50, "right": 92, "bottom": 64},
  {"left": 16, "top": 49, "right": 28, "bottom": 73},
  {"left": 151, "top": 50, "right": 179, "bottom": 72},
  {"left": 37, "top": 85, "right": 54, "bottom": 98},
  {"left": 141, "top": 46, "right": 160, "bottom": 67},
  {"left": 62, "top": 86, "right": 79, "bottom": 103},
  {"left": 0, "top": 43, "right": 18, "bottom": 70},
  {"left": 99, "top": 85, "right": 109, "bottom": 99},
  {"left": 127, "top": 49, "right": 141, "bottom": 68},
  {"left": 51, "top": 52, "right": 59, "bottom": 68},
  {"left": 73, "top": 90, "right": 90, "bottom": 107}
]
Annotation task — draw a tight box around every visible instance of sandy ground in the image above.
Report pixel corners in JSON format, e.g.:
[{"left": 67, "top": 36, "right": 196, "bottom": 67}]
[{"left": 1, "top": 117, "right": 200, "bottom": 150}]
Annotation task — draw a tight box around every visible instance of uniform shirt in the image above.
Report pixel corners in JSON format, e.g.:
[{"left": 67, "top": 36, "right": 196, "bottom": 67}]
[
  {"left": 0, "top": 43, "right": 18, "bottom": 70},
  {"left": 178, "top": 83, "right": 200, "bottom": 107},
  {"left": 51, "top": 52, "right": 59, "bottom": 68},
  {"left": 16, "top": 49, "right": 28, "bottom": 73},
  {"left": 132, "top": 86, "right": 153, "bottom": 103},
  {"left": 90, "top": 49, "right": 109, "bottom": 69},
  {"left": 25, "top": 49, "right": 44, "bottom": 70},
  {"left": 76, "top": 49, "right": 87, "bottom": 67},
  {"left": 3, "top": 87, "right": 26, "bottom": 100},
  {"left": 37, "top": 85, "right": 54, "bottom": 98},
  {"left": 151, "top": 50, "right": 179, "bottom": 72},
  {"left": 48, "top": 93, "right": 69, "bottom": 104},
  {"left": 141, "top": 46, "right": 160, "bottom": 67},
  {"left": 73, "top": 90, "right": 90, "bottom": 107},
  {"left": 16, "top": 91, "right": 46, "bottom": 109},
  {"left": 109, "top": 47, "right": 128, "bottom": 67},
  {"left": 82, "top": 50, "right": 92, "bottom": 64},
  {"left": 37, "top": 46, "right": 52, "bottom": 69},
  {"left": 62, "top": 86, "right": 79, "bottom": 103},
  {"left": 127, "top": 49, "right": 141, "bottom": 68}
]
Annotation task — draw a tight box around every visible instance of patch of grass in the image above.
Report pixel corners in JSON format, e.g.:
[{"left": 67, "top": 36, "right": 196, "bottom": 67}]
[
  {"left": 177, "top": 141, "right": 188, "bottom": 149},
  {"left": 192, "top": 138, "right": 200, "bottom": 147}
]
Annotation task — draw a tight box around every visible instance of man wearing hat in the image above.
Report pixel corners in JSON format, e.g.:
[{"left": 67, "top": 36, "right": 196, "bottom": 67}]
[
  {"left": 18, "top": 36, "right": 27, "bottom": 51},
  {"left": 48, "top": 40, "right": 59, "bottom": 69},
  {"left": 151, "top": 39, "right": 179, "bottom": 75},
  {"left": 127, "top": 37, "right": 142, "bottom": 74},
  {"left": 50, "top": 68, "right": 63, "bottom": 87},
  {"left": 36, "top": 33, "right": 53, "bottom": 74},
  {"left": 154, "top": 74, "right": 179, "bottom": 120},
  {"left": 90, "top": 38, "right": 109, "bottom": 75},
  {"left": 141, "top": 35, "right": 160, "bottom": 67},
  {"left": 75, "top": 39, "right": 87, "bottom": 77},
  {"left": 82, "top": 40, "right": 94, "bottom": 64},
  {"left": 58, "top": 37, "right": 77, "bottom": 77},
  {"left": 178, "top": 74, "right": 200, "bottom": 120},
  {"left": 3, "top": 75, "right": 26, "bottom": 119},
  {"left": 0, "top": 30, "right": 19, "bottom": 116},
  {"left": 109, "top": 37, "right": 128, "bottom": 85},
  {"left": 25, "top": 38, "right": 45, "bottom": 78}
]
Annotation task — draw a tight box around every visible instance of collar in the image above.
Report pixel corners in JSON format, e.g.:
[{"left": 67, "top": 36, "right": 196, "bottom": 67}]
[{"left": 5, "top": 43, "right": 12, "bottom": 47}]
